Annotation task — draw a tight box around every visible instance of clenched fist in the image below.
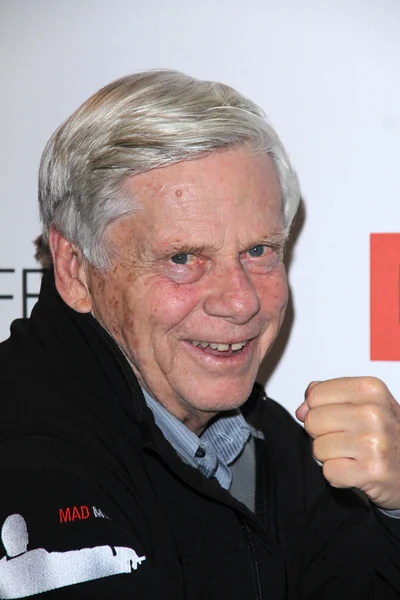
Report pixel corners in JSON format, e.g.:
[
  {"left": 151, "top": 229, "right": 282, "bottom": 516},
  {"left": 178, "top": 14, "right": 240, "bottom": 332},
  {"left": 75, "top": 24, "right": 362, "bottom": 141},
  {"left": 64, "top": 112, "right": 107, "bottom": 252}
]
[{"left": 296, "top": 377, "right": 400, "bottom": 510}]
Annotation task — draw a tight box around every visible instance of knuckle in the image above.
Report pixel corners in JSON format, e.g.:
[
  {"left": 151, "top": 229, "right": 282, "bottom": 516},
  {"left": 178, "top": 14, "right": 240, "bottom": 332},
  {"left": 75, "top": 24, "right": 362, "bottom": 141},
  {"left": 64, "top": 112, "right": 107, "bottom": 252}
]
[
  {"left": 304, "top": 408, "right": 321, "bottom": 437},
  {"left": 304, "top": 410, "right": 314, "bottom": 434},
  {"left": 322, "top": 461, "right": 337, "bottom": 486},
  {"left": 357, "top": 376, "right": 387, "bottom": 401},
  {"left": 305, "top": 390, "right": 313, "bottom": 407},
  {"left": 305, "top": 382, "right": 321, "bottom": 408},
  {"left": 312, "top": 437, "right": 322, "bottom": 460},
  {"left": 361, "top": 434, "right": 390, "bottom": 473},
  {"left": 361, "top": 432, "right": 380, "bottom": 453},
  {"left": 359, "top": 403, "right": 386, "bottom": 428}
]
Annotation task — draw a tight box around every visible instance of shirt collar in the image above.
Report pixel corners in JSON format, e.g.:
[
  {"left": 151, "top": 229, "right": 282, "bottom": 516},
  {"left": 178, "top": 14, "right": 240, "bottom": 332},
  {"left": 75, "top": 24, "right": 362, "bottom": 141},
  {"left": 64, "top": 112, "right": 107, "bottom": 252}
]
[{"left": 142, "top": 388, "right": 254, "bottom": 490}]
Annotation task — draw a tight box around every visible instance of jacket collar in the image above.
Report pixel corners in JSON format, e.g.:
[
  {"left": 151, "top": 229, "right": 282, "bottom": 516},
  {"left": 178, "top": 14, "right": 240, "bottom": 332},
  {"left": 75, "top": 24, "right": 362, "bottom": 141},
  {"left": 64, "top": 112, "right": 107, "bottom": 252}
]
[
  {"left": 31, "top": 270, "right": 266, "bottom": 446},
  {"left": 30, "top": 270, "right": 150, "bottom": 426},
  {"left": 27, "top": 271, "right": 278, "bottom": 543}
]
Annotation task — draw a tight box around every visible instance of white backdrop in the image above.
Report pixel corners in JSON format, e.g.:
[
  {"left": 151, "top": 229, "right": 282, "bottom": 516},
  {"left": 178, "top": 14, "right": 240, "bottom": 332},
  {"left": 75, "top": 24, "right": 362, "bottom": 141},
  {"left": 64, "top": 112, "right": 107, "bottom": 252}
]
[{"left": 1, "top": 0, "right": 399, "bottom": 416}]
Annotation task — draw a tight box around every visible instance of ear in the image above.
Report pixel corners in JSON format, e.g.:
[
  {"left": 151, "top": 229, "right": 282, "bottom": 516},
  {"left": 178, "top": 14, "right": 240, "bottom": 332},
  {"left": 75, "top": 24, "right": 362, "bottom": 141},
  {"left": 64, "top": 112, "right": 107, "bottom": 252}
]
[{"left": 49, "top": 227, "right": 93, "bottom": 313}]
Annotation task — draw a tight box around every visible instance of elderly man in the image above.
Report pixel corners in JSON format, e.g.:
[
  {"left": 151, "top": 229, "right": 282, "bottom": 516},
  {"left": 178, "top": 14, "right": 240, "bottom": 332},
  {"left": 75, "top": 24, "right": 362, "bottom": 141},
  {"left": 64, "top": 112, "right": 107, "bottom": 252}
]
[{"left": 0, "top": 70, "right": 399, "bottom": 599}]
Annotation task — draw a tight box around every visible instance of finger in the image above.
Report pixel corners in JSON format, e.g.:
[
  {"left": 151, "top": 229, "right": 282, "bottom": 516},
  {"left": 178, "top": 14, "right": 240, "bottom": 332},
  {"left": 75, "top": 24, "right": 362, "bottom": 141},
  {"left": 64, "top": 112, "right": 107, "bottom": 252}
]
[
  {"left": 304, "top": 404, "right": 358, "bottom": 438},
  {"left": 295, "top": 401, "right": 309, "bottom": 423},
  {"left": 322, "top": 457, "right": 364, "bottom": 489},
  {"left": 296, "top": 381, "right": 321, "bottom": 421},
  {"left": 312, "top": 432, "right": 358, "bottom": 463},
  {"left": 305, "top": 377, "right": 389, "bottom": 409},
  {"left": 305, "top": 380, "right": 321, "bottom": 394}
]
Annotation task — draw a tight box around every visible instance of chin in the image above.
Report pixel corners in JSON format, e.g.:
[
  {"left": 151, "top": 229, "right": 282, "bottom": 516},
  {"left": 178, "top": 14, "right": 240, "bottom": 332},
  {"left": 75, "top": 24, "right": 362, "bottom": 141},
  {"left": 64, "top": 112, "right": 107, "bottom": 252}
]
[{"left": 185, "top": 384, "right": 254, "bottom": 415}]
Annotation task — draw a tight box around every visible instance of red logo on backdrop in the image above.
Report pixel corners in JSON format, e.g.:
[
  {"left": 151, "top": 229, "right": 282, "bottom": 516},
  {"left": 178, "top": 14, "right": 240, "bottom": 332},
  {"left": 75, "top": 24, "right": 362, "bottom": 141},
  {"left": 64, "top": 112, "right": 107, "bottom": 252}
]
[{"left": 370, "top": 233, "right": 400, "bottom": 360}]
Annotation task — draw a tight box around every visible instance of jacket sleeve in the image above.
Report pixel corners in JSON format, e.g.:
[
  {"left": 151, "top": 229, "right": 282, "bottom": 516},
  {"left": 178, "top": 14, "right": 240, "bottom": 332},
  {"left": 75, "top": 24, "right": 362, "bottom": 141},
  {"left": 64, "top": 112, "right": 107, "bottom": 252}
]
[
  {"left": 264, "top": 397, "right": 400, "bottom": 599},
  {"left": 0, "top": 435, "right": 150, "bottom": 599}
]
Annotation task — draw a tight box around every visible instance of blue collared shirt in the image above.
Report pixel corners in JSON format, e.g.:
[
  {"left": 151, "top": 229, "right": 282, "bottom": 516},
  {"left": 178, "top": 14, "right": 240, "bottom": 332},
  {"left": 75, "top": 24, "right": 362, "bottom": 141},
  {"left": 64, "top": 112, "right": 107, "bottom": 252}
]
[
  {"left": 142, "top": 388, "right": 258, "bottom": 490},
  {"left": 143, "top": 389, "right": 400, "bottom": 518}
]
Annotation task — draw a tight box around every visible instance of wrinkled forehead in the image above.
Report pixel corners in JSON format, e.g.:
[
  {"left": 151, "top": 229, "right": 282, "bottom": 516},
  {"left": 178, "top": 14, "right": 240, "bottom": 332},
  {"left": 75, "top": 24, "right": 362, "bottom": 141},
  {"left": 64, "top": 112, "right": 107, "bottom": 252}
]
[
  {"left": 125, "top": 149, "right": 283, "bottom": 222},
  {"left": 107, "top": 150, "right": 285, "bottom": 258}
]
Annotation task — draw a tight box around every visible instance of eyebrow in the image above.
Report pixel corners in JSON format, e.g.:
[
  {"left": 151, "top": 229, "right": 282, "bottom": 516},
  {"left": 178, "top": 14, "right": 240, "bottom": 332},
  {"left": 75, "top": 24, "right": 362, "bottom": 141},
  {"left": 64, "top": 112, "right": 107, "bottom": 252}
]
[
  {"left": 245, "top": 229, "right": 290, "bottom": 251},
  {"left": 155, "top": 230, "right": 289, "bottom": 257},
  {"left": 163, "top": 243, "right": 208, "bottom": 255}
]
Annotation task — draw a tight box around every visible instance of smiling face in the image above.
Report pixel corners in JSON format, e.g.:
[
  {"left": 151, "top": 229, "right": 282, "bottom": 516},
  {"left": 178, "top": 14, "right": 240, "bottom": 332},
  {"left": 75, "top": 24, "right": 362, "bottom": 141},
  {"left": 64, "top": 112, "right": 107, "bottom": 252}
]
[{"left": 86, "top": 147, "right": 288, "bottom": 433}]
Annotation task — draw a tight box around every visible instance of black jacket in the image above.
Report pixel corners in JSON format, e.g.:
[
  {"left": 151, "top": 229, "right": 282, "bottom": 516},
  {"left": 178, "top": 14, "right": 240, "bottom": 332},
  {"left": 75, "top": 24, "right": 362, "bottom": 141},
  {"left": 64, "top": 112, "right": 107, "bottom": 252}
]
[{"left": 0, "top": 271, "right": 399, "bottom": 599}]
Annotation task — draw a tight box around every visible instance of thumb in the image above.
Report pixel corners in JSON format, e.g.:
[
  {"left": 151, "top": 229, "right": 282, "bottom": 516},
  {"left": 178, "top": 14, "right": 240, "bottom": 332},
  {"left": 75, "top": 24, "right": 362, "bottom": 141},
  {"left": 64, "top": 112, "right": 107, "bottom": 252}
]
[
  {"left": 296, "top": 381, "right": 321, "bottom": 422},
  {"left": 296, "top": 401, "right": 309, "bottom": 423}
]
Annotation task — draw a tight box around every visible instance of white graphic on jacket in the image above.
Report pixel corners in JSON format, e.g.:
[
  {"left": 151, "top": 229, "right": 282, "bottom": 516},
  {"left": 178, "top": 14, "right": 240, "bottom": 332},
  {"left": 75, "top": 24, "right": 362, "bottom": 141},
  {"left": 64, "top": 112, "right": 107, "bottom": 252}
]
[{"left": 0, "top": 514, "right": 146, "bottom": 599}]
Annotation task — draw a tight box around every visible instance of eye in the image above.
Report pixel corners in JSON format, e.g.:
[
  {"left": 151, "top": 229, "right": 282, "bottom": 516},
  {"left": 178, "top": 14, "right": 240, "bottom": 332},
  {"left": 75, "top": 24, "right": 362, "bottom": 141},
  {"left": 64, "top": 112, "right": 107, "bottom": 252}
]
[
  {"left": 171, "top": 253, "right": 191, "bottom": 265},
  {"left": 242, "top": 243, "right": 281, "bottom": 274},
  {"left": 167, "top": 252, "right": 206, "bottom": 284},
  {"left": 248, "top": 245, "right": 265, "bottom": 257}
]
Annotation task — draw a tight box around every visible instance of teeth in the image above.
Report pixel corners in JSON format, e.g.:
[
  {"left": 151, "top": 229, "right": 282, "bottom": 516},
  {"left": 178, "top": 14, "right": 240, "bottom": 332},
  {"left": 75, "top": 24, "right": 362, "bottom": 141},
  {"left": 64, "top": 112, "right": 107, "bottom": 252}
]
[
  {"left": 217, "top": 343, "right": 230, "bottom": 351},
  {"left": 231, "top": 342, "right": 247, "bottom": 351},
  {"left": 210, "top": 343, "right": 230, "bottom": 351},
  {"left": 190, "top": 341, "right": 247, "bottom": 351}
]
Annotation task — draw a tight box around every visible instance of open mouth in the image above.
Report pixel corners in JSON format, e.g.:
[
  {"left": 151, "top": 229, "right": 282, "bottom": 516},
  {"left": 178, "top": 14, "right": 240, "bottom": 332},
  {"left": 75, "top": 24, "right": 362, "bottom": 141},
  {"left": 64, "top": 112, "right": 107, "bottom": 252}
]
[{"left": 188, "top": 339, "right": 248, "bottom": 357}]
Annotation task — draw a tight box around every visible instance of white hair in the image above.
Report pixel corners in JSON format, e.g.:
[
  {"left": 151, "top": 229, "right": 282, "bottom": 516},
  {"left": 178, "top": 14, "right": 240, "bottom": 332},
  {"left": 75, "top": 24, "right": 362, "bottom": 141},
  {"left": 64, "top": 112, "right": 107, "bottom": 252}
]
[{"left": 36, "top": 69, "right": 301, "bottom": 270}]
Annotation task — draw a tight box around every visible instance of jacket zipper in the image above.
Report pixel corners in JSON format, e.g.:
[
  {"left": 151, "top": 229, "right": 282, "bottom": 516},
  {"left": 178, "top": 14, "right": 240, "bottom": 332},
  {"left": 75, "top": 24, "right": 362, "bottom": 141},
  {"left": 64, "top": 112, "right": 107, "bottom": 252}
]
[
  {"left": 86, "top": 308, "right": 282, "bottom": 598},
  {"left": 143, "top": 441, "right": 280, "bottom": 599},
  {"left": 107, "top": 345, "right": 276, "bottom": 599},
  {"left": 242, "top": 521, "right": 263, "bottom": 600},
  {"left": 97, "top": 324, "right": 276, "bottom": 543}
]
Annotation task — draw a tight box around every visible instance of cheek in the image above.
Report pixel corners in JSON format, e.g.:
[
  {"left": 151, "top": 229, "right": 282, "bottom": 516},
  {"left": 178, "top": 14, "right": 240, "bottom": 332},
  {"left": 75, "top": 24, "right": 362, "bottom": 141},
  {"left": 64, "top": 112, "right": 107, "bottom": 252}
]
[
  {"left": 89, "top": 271, "right": 126, "bottom": 334},
  {"left": 257, "top": 271, "right": 288, "bottom": 314},
  {"left": 127, "top": 279, "right": 203, "bottom": 335}
]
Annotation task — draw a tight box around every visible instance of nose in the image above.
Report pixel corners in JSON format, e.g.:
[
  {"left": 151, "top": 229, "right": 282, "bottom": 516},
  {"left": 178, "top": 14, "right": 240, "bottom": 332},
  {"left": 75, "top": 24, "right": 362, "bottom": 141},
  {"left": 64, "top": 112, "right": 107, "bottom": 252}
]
[{"left": 203, "top": 262, "right": 261, "bottom": 324}]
